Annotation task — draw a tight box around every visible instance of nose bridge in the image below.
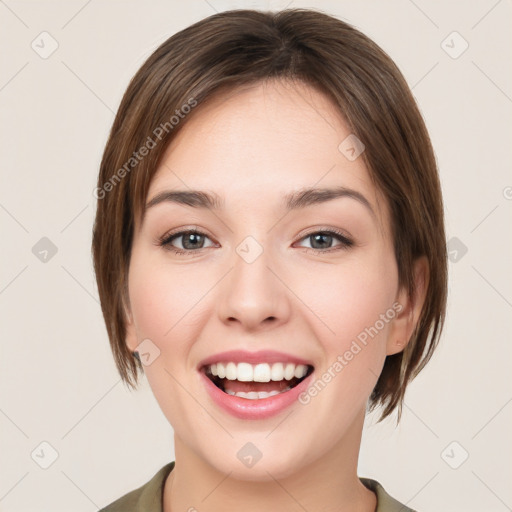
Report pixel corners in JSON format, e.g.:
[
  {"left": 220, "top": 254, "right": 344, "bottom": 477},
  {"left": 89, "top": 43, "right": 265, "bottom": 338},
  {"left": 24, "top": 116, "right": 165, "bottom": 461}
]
[{"left": 216, "top": 231, "right": 290, "bottom": 329}]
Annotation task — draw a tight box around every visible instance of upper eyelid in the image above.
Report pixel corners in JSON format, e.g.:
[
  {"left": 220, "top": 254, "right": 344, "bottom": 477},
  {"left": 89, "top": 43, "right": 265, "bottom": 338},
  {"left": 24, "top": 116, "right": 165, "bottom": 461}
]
[{"left": 160, "top": 227, "right": 215, "bottom": 243}]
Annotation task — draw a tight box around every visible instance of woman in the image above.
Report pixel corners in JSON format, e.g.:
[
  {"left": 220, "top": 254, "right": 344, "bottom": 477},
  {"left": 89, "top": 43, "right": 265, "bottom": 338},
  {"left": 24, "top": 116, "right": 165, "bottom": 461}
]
[{"left": 93, "top": 8, "right": 447, "bottom": 511}]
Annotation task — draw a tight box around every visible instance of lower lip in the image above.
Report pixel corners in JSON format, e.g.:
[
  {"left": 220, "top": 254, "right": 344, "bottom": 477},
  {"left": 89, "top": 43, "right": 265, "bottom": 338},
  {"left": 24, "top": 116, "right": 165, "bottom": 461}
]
[{"left": 200, "top": 370, "right": 314, "bottom": 420}]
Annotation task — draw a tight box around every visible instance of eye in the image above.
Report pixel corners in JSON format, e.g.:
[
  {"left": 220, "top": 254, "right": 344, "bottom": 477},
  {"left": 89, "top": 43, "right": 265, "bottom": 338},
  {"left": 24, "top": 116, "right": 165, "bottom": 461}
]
[
  {"left": 295, "top": 229, "right": 354, "bottom": 253},
  {"left": 157, "top": 227, "right": 354, "bottom": 256},
  {"left": 158, "top": 229, "right": 216, "bottom": 255}
]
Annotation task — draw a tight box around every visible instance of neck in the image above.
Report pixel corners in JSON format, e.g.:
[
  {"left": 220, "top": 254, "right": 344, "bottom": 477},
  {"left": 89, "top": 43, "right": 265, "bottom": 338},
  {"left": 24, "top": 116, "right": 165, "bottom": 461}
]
[{"left": 163, "top": 409, "right": 376, "bottom": 512}]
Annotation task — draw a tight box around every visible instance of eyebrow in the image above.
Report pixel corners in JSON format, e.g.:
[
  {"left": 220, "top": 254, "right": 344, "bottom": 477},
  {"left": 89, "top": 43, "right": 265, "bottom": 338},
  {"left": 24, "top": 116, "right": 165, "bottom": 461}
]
[{"left": 145, "top": 186, "right": 376, "bottom": 219}]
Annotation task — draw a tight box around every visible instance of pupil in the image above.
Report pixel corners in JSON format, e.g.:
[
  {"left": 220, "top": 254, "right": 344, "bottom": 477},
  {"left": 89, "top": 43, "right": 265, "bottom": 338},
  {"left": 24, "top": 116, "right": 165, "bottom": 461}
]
[
  {"left": 183, "top": 233, "right": 203, "bottom": 249},
  {"left": 311, "top": 233, "right": 331, "bottom": 249}
]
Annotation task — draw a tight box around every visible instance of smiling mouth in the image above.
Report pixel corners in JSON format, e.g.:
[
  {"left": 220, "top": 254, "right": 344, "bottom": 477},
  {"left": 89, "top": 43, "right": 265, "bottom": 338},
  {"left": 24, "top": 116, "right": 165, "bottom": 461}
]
[{"left": 202, "top": 362, "right": 314, "bottom": 399}]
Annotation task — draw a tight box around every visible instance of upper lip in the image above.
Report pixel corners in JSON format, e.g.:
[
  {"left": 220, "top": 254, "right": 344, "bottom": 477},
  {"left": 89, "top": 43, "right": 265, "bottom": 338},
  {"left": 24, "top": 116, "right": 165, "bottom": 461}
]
[{"left": 198, "top": 350, "right": 314, "bottom": 370}]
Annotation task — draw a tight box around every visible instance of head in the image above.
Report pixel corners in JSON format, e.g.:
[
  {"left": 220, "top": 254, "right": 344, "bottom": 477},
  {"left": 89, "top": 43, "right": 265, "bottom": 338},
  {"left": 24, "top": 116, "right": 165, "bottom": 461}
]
[{"left": 92, "top": 8, "right": 447, "bottom": 477}]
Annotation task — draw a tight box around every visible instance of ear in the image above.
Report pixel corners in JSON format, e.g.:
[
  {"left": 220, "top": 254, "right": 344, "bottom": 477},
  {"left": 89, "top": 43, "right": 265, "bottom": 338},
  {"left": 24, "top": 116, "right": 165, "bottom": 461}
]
[
  {"left": 386, "top": 256, "right": 429, "bottom": 356},
  {"left": 123, "top": 297, "right": 139, "bottom": 353}
]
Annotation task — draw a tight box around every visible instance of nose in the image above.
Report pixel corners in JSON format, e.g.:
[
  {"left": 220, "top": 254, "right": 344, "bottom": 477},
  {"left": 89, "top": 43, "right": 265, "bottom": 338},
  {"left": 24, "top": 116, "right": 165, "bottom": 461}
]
[{"left": 216, "top": 240, "right": 292, "bottom": 332}]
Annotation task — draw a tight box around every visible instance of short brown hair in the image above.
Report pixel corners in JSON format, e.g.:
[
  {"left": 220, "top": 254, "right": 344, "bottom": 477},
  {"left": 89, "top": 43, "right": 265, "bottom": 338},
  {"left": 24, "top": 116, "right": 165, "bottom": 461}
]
[{"left": 92, "top": 8, "right": 447, "bottom": 421}]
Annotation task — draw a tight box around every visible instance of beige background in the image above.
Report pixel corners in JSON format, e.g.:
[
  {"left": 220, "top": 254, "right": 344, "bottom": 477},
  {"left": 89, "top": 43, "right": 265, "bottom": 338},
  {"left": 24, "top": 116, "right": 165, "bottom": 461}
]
[{"left": 1, "top": 0, "right": 511, "bottom": 511}]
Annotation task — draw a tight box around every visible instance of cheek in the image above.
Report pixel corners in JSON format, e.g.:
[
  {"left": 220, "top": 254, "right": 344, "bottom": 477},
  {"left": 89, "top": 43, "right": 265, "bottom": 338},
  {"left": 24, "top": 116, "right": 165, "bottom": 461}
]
[
  {"left": 294, "top": 260, "right": 398, "bottom": 417},
  {"left": 127, "top": 257, "right": 210, "bottom": 424},
  {"left": 129, "top": 273, "right": 172, "bottom": 340},
  {"left": 296, "top": 251, "right": 398, "bottom": 365},
  {"left": 129, "top": 258, "right": 210, "bottom": 344}
]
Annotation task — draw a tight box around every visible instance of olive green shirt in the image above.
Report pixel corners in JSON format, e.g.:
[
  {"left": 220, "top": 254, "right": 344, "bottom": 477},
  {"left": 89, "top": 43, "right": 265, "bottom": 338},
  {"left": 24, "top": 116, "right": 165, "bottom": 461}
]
[{"left": 99, "top": 461, "right": 416, "bottom": 512}]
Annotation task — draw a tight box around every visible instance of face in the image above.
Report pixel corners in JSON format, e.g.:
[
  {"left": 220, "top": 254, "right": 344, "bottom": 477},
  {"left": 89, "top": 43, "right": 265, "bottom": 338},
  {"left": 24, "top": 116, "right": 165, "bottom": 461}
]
[{"left": 125, "top": 79, "right": 416, "bottom": 480}]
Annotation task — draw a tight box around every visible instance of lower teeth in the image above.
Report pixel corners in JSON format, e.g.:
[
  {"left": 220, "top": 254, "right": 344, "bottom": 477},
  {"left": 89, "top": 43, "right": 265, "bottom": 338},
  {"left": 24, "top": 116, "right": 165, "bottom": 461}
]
[{"left": 225, "top": 388, "right": 292, "bottom": 399}]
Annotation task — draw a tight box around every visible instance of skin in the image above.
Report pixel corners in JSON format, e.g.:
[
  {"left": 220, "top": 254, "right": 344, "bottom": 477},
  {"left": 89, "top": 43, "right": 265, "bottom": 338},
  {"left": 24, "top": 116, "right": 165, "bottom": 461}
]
[{"left": 124, "top": 79, "right": 428, "bottom": 512}]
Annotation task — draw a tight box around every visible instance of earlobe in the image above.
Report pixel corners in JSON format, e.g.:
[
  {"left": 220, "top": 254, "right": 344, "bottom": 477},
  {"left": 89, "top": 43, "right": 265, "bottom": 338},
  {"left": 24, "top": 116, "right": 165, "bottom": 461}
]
[
  {"left": 387, "top": 336, "right": 406, "bottom": 356},
  {"left": 386, "top": 256, "right": 429, "bottom": 356}
]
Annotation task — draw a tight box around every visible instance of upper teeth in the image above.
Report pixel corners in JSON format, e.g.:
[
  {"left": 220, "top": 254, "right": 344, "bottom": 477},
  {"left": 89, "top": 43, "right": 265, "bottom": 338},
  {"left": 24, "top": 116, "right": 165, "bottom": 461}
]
[{"left": 208, "top": 362, "right": 309, "bottom": 382}]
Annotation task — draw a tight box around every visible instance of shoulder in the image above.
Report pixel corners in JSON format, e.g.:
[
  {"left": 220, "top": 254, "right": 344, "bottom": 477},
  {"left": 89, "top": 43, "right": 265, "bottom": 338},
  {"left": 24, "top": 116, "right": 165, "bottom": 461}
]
[
  {"left": 360, "top": 477, "right": 418, "bottom": 512},
  {"left": 99, "top": 461, "right": 175, "bottom": 512}
]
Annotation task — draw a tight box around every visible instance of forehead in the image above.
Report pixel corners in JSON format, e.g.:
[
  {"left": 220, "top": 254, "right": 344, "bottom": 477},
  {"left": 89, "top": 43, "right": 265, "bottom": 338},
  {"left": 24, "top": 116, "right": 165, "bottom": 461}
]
[{"left": 146, "top": 79, "right": 387, "bottom": 231}]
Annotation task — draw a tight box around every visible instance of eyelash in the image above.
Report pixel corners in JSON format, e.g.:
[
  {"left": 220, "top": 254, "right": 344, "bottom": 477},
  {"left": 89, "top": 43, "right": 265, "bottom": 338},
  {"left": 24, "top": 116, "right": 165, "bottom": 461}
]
[{"left": 157, "top": 228, "right": 354, "bottom": 256}]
